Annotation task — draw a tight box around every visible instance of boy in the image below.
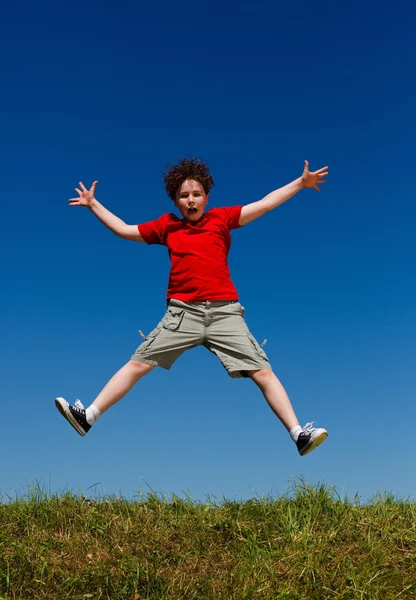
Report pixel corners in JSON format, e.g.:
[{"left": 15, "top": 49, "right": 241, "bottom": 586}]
[{"left": 55, "top": 158, "right": 328, "bottom": 456}]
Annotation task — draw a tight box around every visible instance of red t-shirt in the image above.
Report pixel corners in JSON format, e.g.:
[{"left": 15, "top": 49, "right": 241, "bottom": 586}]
[{"left": 138, "top": 206, "right": 243, "bottom": 302}]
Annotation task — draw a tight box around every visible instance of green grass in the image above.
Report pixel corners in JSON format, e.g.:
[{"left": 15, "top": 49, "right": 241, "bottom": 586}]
[{"left": 0, "top": 480, "right": 415, "bottom": 599}]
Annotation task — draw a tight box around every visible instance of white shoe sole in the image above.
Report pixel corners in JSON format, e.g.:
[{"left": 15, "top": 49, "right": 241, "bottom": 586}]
[
  {"left": 55, "top": 397, "right": 86, "bottom": 437},
  {"left": 300, "top": 428, "right": 328, "bottom": 456}
]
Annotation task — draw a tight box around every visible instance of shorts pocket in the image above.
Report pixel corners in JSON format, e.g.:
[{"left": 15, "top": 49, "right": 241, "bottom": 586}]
[
  {"left": 162, "top": 307, "right": 185, "bottom": 331},
  {"left": 137, "top": 323, "right": 163, "bottom": 352},
  {"left": 246, "top": 332, "right": 269, "bottom": 362}
]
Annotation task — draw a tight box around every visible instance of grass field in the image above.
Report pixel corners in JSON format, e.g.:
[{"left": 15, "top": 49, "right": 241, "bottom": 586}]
[{"left": 0, "top": 480, "right": 415, "bottom": 599}]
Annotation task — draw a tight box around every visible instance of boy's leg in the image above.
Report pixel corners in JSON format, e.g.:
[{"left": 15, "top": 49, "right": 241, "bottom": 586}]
[
  {"left": 55, "top": 301, "right": 204, "bottom": 436},
  {"left": 248, "top": 369, "right": 298, "bottom": 431},
  {"left": 55, "top": 360, "right": 155, "bottom": 436},
  {"left": 203, "top": 303, "right": 328, "bottom": 456},
  {"left": 248, "top": 369, "right": 328, "bottom": 456},
  {"left": 91, "top": 360, "right": 155, "bottom": 414}
]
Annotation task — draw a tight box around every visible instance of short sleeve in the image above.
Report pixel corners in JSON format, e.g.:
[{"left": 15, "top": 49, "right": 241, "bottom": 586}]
[
  {"left": 212, "top": 206, "right": 243, "bottom": 230},
  {"left": 137, "top": 213, "right": 175, "bottom": 245}
]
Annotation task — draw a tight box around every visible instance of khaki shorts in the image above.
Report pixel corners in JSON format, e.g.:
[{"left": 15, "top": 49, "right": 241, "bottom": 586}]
[{"left": 131, "top": 299, "right": 271, "bottom": 378}]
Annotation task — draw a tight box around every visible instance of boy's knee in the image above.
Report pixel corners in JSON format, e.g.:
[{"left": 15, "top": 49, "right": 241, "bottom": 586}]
[
  {"left": 248, "top": 368, "right": 274, "bottom": 385},
  {"left": 128, "top": 360, "right": 155, "bottom": 379}
]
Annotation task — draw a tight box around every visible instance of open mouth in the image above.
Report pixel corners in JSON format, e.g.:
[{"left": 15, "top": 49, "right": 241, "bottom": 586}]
[{"left": 188, "top": 207, "right": 198, "bottom": 214}]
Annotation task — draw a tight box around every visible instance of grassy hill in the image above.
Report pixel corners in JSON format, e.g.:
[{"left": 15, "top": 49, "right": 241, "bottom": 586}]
[{"left": 0, "top": 481, "right": 415, "bottom": 599}]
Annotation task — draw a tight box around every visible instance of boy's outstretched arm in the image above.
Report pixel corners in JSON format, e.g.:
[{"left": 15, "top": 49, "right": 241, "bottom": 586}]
[
  {"left": 238, "top": 161, "right": 328, "bottom": 226},
  {"left": 69, "top": 181, "right": 145, "bottom": 241}
]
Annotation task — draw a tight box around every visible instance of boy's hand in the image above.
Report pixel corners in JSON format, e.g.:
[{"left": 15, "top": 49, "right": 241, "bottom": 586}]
[
  {"left": 301, "top": 161, "right": 328, "bottom": 192},
  {"left": 69, "top": 181, "right": 98, "bottom": 207}
]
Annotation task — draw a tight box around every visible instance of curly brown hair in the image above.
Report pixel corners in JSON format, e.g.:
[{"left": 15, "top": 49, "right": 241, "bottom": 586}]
[{"left": 163, "top": 157, "right": 215, "bottom": 201}]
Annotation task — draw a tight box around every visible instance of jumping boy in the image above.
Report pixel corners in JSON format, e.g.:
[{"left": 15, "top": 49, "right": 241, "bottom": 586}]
[{"left": 55, "top": 158, "right": 328, "bottom": 456}]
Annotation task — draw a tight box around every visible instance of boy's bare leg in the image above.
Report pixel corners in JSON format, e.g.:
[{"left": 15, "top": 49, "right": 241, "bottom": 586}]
[
  {"left": 249, "top": 369, "right": 328, "bottom": 455},
  {"left": 248, "top": 369, "right": 299, "bottom": 431},
  {"left": 92, "top": 360, "right": 156, "bottom": 414},
  {"left": 55, "top": 360, "right": 155, "bottom": 436}
]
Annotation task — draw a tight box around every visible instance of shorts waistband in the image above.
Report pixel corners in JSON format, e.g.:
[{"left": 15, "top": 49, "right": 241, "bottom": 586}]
[{"left": 167, "top": 299, "right": 238, "bottom": 308}]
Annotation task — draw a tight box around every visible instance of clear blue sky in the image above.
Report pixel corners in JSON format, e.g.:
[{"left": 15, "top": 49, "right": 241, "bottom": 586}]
[{"left": 1, "top": 0, "right": 415, "bottom": 503}]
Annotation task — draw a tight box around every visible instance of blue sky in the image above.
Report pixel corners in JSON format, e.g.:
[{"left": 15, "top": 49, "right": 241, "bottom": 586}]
[{"left": 1, "top": 0, "right": 415, "bottom": 503}]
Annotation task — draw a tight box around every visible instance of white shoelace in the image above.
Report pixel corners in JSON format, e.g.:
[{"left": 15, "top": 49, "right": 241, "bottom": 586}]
[
  {"left": 302, "top": 421, "right": 316, "bottom": 432},
  {"left": 74, "top": 399, "right": 85, "bottom": 411}
]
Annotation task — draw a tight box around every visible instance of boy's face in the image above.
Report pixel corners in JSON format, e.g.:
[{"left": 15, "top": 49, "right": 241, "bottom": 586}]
[{"left": 175, "top": 179, "right": 208, "bottom": 222}]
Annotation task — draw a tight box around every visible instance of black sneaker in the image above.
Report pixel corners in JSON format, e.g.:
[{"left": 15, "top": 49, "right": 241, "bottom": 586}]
[
  {"left": 296, "top": 422, "right": 328, "bottom": 456},
  {"left": 55, "top": 397, "right": 91, "bottom": 437}
]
